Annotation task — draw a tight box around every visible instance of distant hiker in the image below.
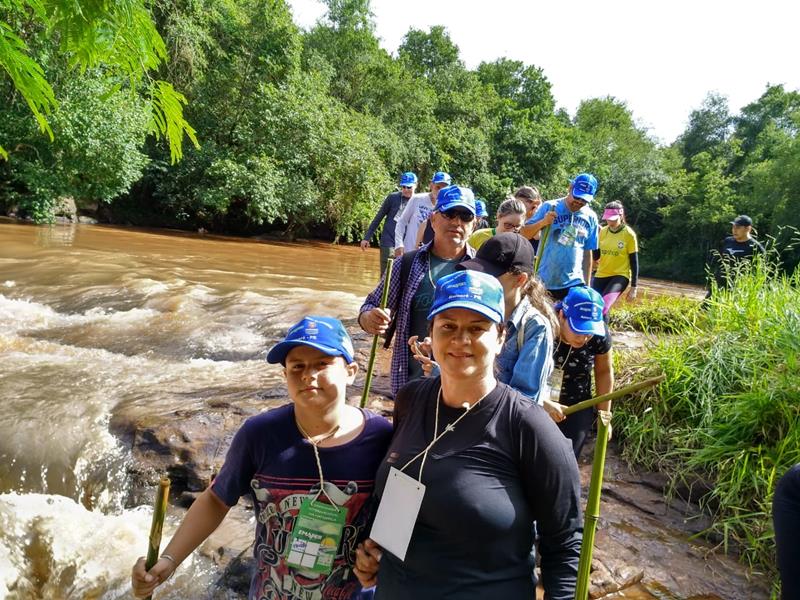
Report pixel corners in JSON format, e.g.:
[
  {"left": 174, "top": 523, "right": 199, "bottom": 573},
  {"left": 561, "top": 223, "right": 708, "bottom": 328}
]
[
  {"left": 774, "top": 463, "right": 800, "bottom": 600},
  {"left": 394, "top": 171, "right": 451, "bottom": 256},
  {"left": 550, "top": 286, "right": 614, "bottom": 459},
  {"left": 359, "top": 185, "right": 476, "bottom": 396},
  {"left": 515, "top": 185, "right": 543, "bottom": 253},
  {"left": 131, "top": 316, "right": 393, "bottom": 600},
  {"left": 591, "top": 200, "right": 639, "bottom": 315},
  {"left": 521, "top": 174, "right": 600, "bottom": 300},
  {"left": 706, "top": 214, "right": 766, "bottom": 297},
  {"left": 474, "top": 198, "right": 490, "bottom": 230},
  {"left": 361, "top": 171, "right": 417, "bottom": 274},
  {"left": 467, "top": 197, "right": 527, "bottom": 250}
]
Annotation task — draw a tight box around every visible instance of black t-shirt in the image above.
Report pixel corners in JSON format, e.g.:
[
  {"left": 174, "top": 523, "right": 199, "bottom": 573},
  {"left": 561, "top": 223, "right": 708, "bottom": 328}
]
[
  {"left": 553, "top": 326, "right": 613, "bottom": 406},
  {"left": 374, "top": 377, "right": 582, "bottom": 600},
  {"left": 711, "top": 236, "right": 765, "bottom": 285}
]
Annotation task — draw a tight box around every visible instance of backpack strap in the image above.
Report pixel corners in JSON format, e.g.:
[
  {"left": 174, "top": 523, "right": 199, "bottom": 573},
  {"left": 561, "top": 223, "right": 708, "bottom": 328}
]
[{"left": 383, "top": 249, "right": 418, "bottom": 349}]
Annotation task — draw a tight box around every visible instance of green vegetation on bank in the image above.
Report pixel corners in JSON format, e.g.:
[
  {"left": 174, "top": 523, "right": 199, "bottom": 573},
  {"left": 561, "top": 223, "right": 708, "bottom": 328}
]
[
  {"left": 2, "top": 1, "right": 800, "bottom": 280},
  {"left": 609, "top": 294, "right": 699, "bottom": 335},
  {"left": 614, "top": 257, "right": 800, "bottom": 589}
]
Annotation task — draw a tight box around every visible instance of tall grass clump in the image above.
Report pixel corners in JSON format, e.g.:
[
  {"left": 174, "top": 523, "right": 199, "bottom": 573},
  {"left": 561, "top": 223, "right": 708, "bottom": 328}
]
[
  {"left": 609, "top": 294, "right": 700, "bottom": 334},
  {"left": 614, "top": 255, "right": 800, "bottom": 586}
]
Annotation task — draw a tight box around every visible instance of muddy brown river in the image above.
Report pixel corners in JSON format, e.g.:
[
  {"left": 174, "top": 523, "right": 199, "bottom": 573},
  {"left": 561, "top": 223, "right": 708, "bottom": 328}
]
[{"left": 2, "top": 220, "right": 757, "bottom": 600}]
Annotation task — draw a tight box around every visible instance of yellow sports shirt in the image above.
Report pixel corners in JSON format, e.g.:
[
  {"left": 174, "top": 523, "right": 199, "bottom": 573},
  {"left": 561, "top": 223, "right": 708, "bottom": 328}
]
[
  {"left": 595, "top": 225, "right": 638, "bottom": 279},
  {"left": 468, "top": 228, "right": 496, "bottom": 250}
]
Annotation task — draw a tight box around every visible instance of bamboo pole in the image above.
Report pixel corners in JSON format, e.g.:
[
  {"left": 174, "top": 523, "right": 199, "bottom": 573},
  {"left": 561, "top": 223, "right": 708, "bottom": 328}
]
[
  {"left": 571, "top": 374, "right": 665, "bottom": 599},
  {"left": 574, "top": 410, "right": 611, "bottom": 600},
  {"left": 360, "top": 257, "right": 394, "bottom": 408},
  {"left": 533, "top": 206, "right": 555, "bottom": 275},
  {"left": 144, "top": 477, "right": 171, "bottom": 600},
  {"left": 563, "top": 374, "right": 665, "bottom": 416}
]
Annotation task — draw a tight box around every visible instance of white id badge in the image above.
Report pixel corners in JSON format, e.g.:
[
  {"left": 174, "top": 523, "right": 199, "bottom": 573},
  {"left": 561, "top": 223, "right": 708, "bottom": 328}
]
[{"left": 369, "top": 467, "right": 425, "bottom": 561}]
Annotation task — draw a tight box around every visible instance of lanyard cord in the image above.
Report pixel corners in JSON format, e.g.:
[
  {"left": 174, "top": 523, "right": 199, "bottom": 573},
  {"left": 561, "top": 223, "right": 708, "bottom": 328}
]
[
  {"left": 400, "top": 387, "right": 485, "bottom": 482},
  {"left": 296, "top": 419, "right": 341, "bottom": 509},
  {"left": 554, "top": 340, "right": 573, "bottom": 370}
]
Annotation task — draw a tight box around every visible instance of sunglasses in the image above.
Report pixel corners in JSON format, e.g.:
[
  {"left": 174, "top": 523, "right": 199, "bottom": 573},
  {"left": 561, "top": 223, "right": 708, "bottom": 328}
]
[
  {"left": 401, "top": 185, "right": 414, "bottom": 189},
  {"left": 440, "top": 209, "right": 475, "bottom": 223}
]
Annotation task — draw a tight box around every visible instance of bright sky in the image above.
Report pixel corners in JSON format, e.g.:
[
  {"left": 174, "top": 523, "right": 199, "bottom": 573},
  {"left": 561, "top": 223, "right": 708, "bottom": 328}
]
[{"left": 288, "top": 0, "right": 800, "bottom": 145}]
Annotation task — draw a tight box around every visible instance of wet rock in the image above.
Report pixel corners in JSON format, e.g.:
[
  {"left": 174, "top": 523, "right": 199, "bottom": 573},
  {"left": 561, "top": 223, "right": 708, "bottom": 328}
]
[
  {"left": 77, "top": 216, "right": 98, "bottom": 224},
  {"left": 53, "top": 197, "right": 77, "bottom": 222},
  {"left": 580, "top": 441, "right": 770, "bottom": 599}
]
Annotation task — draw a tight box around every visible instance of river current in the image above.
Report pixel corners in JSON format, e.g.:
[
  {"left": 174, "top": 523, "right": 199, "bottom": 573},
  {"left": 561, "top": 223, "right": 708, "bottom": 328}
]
[{"left": 0, "top": 221, "right": 377, "bottom": 599}]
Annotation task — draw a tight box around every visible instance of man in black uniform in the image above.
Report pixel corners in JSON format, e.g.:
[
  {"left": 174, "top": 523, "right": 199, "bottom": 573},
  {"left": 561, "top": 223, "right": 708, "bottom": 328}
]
[{"left": 706, "top": 214, "right": 766, "bottom": 297}]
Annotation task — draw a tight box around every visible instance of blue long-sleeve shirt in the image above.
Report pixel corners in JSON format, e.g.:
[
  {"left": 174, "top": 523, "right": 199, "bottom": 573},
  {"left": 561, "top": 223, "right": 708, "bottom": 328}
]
[
  {"left": 364, "top": 191, "right": 407, "bottom": 248},
  {"left": 496, "top": 297, "right": 554, "bottom": 404}
]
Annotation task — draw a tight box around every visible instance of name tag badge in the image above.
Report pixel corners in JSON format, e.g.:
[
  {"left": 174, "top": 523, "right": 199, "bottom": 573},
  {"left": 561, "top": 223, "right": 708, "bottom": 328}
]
[
  {"left": 370, "top": 467, "right": 426, "bottom": 561},
  {"left": 557, "top": 224, "right": 577, "bottom": 247},
  {"left": 285, "top": 499, "right": 347, "bottom": 575}
]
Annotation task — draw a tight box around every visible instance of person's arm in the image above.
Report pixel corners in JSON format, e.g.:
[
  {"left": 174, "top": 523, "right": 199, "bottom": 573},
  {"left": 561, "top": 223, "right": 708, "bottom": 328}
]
[
  {"left": 414, "top": 216, "right": 428, "bottom": 249},
  {"left": 582, "top": 249, "right": 593, "bottom": 285},
  {"left": 520, "top": 204, "right": 555, "bottom": 240},
  {"left": 592, "top": 248, "right": 601, "bottom": 262},
  {"left": 132, "top": 488, "right": 230, "bottom": 597},
  {"left": 627, "top": 252, "right": 639, "bottom": 299},
  {"left": 593, "top": 349, "right": 614, "bottom": 411},
  {"left": 362, "top": 194, "right": 392, "bottom": 249},
  {"left": 358, "top": 254, "right": 402, "bottom": 334},
  {"left": 519, "top": 406, "right": 582, "bottom": 600},
  {"left": 394, "top": 197, "right": 415, "bottom": 256},
  {"left": 509, "top": 314, "right": 553, "bottom": 405}
]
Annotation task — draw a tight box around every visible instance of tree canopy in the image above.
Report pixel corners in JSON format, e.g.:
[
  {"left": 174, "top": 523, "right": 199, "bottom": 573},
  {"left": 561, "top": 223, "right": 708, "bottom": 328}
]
[{"left": 1, "top": 0, "right": 799, "bottom": 280}]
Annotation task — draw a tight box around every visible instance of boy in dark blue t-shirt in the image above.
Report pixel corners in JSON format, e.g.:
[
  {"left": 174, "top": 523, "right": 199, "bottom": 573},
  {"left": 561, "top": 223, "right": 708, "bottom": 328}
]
[{"left": 132, "top": 316, "right": 393, "bottom": 600}]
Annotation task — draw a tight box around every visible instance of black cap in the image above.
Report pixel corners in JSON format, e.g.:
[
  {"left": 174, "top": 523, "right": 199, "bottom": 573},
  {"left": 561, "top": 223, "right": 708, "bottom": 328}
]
[
  {"left": 458, "top": 232, "right": 534, "bottom": 277},
  {"left": 731, "top": 215, "right": 753, "bottom": 227}
]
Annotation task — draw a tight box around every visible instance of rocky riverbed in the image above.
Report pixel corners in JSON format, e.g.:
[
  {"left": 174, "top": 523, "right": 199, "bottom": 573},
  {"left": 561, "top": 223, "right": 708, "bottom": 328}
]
[{"left": 112, "top": 322, "right": 770, "bottom": 599}]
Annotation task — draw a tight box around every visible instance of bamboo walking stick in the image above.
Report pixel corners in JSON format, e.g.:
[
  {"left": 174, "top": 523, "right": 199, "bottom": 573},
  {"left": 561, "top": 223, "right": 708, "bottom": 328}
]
[
  {"left": 572, "top": 374, "right": 665, "bottom": 599},
  {"left": 144, "top": 476, "right": 171, "bottom": 600},
  {"left": 533, "top": 206, "right": 556, "bottom": 275},
  {"left": 360, "top": 257, "right": 394, "bottom": 408},
  {"left": 563, "top": 374, "right": 665, "bottom": 416}
]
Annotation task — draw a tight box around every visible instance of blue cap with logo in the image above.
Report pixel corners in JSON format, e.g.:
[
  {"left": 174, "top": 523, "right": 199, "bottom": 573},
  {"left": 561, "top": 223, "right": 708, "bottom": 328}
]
[
  {"left": 431, "top": 171, "right": 452, "bottom": 185},
  {"left": 399, "top": 172, "right": 417, "bottom": 187},
  {"left": 570, "top": 173, "right": 598, "bottom": 202},
  {"left": 267, "top": 316, "right": 355, "bottom": 365},
  {"left": 475, "top": 199, "right": 488, "bottom": 217},
  {"left": 559, "top": 286, "right": 605, "bottom": 336},
  {"left": 428, "top": 270, "right": 504, "bottom": 324},
  {"left": 435, "top": 185, "right": 476, "bottom": 214}
]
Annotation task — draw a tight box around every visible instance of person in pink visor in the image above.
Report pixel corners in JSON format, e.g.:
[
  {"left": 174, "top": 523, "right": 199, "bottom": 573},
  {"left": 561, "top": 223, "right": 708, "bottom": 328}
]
[{"left": 591, "top": 201, "right": 639, "bottom": 315}]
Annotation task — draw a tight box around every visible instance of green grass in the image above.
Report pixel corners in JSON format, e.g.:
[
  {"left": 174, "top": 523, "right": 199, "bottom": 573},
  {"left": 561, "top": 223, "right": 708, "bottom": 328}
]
[
  {"left": 614, "top": 256, "right": 800, "bottom": 593},
  {"left": 609, "top": 294, "right": 700, "bottom": 334}
]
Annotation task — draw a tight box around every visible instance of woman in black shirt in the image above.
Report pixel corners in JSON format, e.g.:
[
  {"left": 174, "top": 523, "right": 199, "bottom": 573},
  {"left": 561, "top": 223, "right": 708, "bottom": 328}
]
[{"left": 355, "top": 270, "right": 582, "bottom": 600}]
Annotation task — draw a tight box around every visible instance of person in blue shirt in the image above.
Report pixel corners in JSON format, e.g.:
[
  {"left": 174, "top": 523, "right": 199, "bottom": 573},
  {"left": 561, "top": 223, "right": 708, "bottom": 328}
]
[
  {"left": 361, "top": 172, "right": 418, "bottom": 274},
  {"left": 521, "top": 174, "right": 600, "bottom": 300}
]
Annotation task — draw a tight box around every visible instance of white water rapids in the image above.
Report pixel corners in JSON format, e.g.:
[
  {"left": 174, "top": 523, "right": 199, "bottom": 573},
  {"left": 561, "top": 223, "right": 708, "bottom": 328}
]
[{"left": 0, "top": 221, "right": 377, "bottom": 599}]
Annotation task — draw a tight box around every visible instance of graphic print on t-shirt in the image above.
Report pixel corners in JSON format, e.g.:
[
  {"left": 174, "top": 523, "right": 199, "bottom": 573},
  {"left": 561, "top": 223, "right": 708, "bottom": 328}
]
[{"left": 249, "top": 475, "right": 374, "bottom": 600}]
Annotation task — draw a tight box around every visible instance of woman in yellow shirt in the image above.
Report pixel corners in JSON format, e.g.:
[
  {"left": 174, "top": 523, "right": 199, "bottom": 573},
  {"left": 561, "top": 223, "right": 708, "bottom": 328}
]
[
  {"left": 591, "top": 201, "right": 639, "bottom": 315},
  {"left": 468, "top": 198, "right": 527, "bottom": 250}
]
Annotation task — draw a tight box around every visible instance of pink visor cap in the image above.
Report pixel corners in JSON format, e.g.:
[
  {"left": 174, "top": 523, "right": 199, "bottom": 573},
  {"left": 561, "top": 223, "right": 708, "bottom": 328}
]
[{"left": 602, "top": 208, "right": 624, "bottom": 220}]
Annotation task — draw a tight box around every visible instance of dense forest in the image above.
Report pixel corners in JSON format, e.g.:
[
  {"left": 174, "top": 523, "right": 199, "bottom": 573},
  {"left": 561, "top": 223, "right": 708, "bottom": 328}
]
[{"left": 1, "top": 0, "right": 799, "bottom": 282}]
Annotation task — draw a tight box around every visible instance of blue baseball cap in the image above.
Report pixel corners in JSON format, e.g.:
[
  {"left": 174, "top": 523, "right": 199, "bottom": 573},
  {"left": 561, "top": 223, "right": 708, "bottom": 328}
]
[
  {"left": 558, "top": 286, "right": 605, "bottom": 336},
  {"left": 475, "top": 199, "right": 488, "bottom": 217},
  {"left": 399, "top": 172, "right": 417, "bottom": 187},
  {"left": 428, "top": 270, "right": 504, "bottom": 324},
  {"left": 570, "top": 173, "right": 598, "bottom": 202},
  {"left": 435, "top": 185, "right": 476, "bottom": 214},
  {"left": 267, "top": 316, "right": 355, "bottom": 365},
  {"left": 431, "top": 171, "right": 452, "bottom": 185}
]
